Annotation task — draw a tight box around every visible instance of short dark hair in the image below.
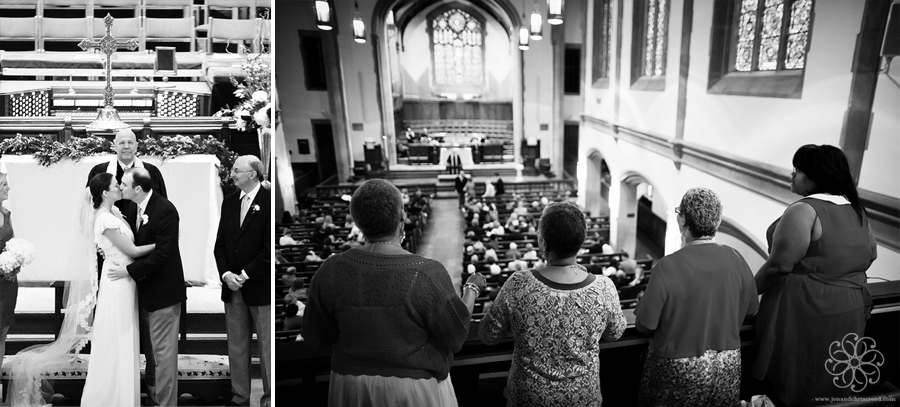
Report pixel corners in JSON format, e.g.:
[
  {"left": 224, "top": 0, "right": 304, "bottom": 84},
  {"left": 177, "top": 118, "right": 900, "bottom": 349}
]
[
  {"left": 127, "top": 168, "right": 153, "bottom": 192},
  {"left": 538, "top": 202, "right": 586, "bottom": 258},
  {"left": 793, "top": 144, "right": 865, "bottom": 223},
  {"left": 89, "top": 173, "right": 114, "bottom": 209},
  {"left": 350, "top": 180, "right": 404, "bottom": 240},
  {"left": 285, "top": 303, "right": 299, "bottom": 317}
]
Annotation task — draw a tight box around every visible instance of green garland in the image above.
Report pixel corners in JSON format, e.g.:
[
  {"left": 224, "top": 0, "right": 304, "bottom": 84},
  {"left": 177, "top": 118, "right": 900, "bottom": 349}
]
[{"left": 0, "top": 134, "right": 239, "bottom": 195}]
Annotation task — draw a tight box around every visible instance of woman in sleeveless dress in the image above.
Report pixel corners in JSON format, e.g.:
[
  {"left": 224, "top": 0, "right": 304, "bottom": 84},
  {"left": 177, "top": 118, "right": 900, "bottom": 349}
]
[
  {"left": 81, "top": 173, "right": 155, "bottom": 407},
  {"left": 753, "top": 145, "right": 877, "bottom": 406},
  {"left": 0, "top": 173, "right": 16, "bottom": 373}
]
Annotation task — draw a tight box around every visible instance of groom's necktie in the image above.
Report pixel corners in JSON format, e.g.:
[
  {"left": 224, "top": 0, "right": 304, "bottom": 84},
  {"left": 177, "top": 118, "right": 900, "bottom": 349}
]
[
  {"left": 240, "top": 194, "right": 251, "bottom": 225},
  {"left": 136, "top": 206, "right": 143, "bottom": 233}
]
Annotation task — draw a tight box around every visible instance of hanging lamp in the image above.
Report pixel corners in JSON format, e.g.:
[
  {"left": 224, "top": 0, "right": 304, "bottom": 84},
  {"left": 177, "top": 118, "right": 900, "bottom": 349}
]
[
  {"left": 352, "top": 0, "right": 366, "bottom": 43},
  {"left": 530, "top": 3, "right": 543, "bottom": 40},
  {"left": 547, "top": 0, "right": 564, "bottom": 25},
  {"left": 315, "top": 0, "right": 332, "bottom": 30}
]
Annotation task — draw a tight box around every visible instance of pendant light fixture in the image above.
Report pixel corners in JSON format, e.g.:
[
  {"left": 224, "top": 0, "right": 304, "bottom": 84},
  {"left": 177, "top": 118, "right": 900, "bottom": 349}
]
[
  {"left": 519, "top": 25, "right": 530, "bottom": 50},
  {"left": 519, "top": 0, "right": 530, "bottom": 50},
  {"left": 547, "top": 0, "right": 564, "bottom": 25},
  {"left": 315, "top": 0, "right": 333, "bottom": 31},
  {"left": 352, "top": 0, "right": 366, "bottom": 43},
  {"left": 529, "top": 2, "right": 543, "bottom": 40}
]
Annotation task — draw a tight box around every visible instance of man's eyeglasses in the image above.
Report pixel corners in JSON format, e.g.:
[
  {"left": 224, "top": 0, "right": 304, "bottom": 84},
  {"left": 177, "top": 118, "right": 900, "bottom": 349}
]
[{"left": 231, "top": 168, "right": 253, "bottom": 174}]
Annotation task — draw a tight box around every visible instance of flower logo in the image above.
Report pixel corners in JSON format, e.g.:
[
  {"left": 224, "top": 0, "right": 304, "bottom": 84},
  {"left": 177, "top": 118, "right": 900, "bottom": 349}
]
[
  {"left": 141, "top": 214, "right": 149, "bottom": 225},
  {"left": 252, "top": 204, "right": 260, "bottom": 213},
  {"left": 824, "top": 333, "right": 884, "bottom": 392}
]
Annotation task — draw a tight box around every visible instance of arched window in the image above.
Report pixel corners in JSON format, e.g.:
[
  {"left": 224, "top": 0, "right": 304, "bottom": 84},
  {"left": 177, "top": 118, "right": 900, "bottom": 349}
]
[{"left": 430, "top": 8, "right": 484, "bottom": 91}]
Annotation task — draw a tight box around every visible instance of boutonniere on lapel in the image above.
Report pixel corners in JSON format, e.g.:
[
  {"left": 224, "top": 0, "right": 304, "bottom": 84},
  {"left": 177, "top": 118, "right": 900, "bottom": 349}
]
[
  {"left": 251, "top": 204, "right": 260, "bottom": 213},
  {"left": 141, "top": 214, "right": 150, "bottom": 226}
]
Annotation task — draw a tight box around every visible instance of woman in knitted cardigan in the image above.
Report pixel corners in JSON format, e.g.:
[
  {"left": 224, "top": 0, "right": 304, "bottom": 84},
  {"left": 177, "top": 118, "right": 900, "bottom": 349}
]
[{"left": 303, "top": 179, "right": 486, "bottom": 407}]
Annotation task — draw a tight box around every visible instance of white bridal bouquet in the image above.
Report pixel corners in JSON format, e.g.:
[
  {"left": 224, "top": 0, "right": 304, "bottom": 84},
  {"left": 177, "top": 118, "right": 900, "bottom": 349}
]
[{"left": 0, "top": 238, "right": 36, "bottom": 279}]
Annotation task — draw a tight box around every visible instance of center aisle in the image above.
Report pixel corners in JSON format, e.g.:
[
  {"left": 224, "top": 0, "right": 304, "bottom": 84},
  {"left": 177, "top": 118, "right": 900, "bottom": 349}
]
[{"left": 415, "top": 197, "right": 465, "bottom": 290}]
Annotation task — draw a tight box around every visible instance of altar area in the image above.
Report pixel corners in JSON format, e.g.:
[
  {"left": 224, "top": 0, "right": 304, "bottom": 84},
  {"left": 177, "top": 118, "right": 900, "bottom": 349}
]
[{"left": 0, "top": 154, "right": 223, "bottom": 286}]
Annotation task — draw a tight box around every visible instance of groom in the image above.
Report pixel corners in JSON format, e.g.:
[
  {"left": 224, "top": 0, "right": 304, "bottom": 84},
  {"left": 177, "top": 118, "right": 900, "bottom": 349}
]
[{"left": 110, "top": 167, "right": 187, "bottom": 407}]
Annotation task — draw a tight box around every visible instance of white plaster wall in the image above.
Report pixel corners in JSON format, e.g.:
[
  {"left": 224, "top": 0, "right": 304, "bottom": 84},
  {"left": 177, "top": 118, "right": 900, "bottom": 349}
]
[
  {"left": 858, "top": 57, "right": 900, "bottom": 197},
  {"left": 332, "top": 0, "right": 380, "bottom": 163},
  {"left": 615, "top": 0, "right": 680, "bottom": 138},
  {"left": 275, "top": 0, "right": 329, "bottom": 164},
  {"left": 523, "top": 33, "right": 555, "bottom": 157},
  {"left": 683, "top": 1, "right": 864, "bottom": 170}
]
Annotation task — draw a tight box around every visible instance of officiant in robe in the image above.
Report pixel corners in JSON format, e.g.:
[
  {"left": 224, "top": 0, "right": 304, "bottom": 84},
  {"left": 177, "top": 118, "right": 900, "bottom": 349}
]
[{"left": 84, "top": 128, "right": 167, "bottom": 405}]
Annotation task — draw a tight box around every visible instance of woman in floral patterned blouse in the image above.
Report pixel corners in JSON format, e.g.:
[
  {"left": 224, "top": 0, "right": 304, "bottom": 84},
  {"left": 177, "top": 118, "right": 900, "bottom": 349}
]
[{"left": 479, "top": 202, "right": 627, "bottom": 406}]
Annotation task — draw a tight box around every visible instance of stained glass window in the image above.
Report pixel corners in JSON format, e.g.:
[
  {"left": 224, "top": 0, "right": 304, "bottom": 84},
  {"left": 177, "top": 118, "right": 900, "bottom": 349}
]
[
  {"left": 643, "top": 0, "right": 667, "bottom": 77},
  {"left": 431, "top": 9, "right": 483, "bottom": 87},
  {"left": 592, "top": 0, "right": 612, "bottom": 83},
  {"left": 733, "top": 0, "right": 811, "bottom": 72}
]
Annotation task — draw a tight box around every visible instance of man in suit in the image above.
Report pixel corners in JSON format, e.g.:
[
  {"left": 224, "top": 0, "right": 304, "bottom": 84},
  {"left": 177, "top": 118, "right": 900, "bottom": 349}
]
[
  {"left": 86, "top": 128, "right": 167, "bottom": 404},
  {"left": 214, "top": 155, "right": 271, "bottom": 407},
  {"left": 110, "top": 168, "right": 186, "bottom": 407},
  {"left": 494, "top": 173, "right": 506, "bottom": 195},
  {"left": 455, "top": 170, "right": 468, "bottom": 209}
]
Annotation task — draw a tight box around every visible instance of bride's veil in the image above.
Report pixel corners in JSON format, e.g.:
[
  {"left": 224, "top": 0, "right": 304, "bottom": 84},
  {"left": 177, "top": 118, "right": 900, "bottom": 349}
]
[{"left": 5, "top": 188, "right": 98, "bottom": 407}]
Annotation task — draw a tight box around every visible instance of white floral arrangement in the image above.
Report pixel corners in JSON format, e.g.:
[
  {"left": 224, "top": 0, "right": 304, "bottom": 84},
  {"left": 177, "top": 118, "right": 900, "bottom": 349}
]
[
  {"left": 0, "top": 238, "right": 36, "bottom": 277},
  {"left": 214, "top": 53, "right": 272, "bottom": 132}
]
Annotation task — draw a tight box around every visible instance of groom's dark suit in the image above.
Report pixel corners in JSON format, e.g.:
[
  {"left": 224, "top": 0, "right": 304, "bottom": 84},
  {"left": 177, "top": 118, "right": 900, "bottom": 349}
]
[
  {"left": 126, "top": 191, "right": 186, "bottom": 407},
  {"left": 214, "top": 185, "right": 271, "bottom": 406}
]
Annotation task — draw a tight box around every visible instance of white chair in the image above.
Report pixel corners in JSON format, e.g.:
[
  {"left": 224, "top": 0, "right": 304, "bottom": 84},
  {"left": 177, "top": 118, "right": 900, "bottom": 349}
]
[
  {"left": 205, "top": 0, "right": 255, "bottom": 20},
  {"left": 144, "top": 0, "right": 195, "bottom": 19},
  {"left": 39, "top": 16, "right": 91, "bottom": 51},
  {"left": 93, "top": 0, "right": 141, "bottom": 18},
  {"left": 145, "top": 16, "right": 196, "bottom": 52},
  {"left": 0, "top": 16, "right": 39, "bottom": 50},
  {"left": 207, "top": 16, "right": 259, "bottom": 54}
]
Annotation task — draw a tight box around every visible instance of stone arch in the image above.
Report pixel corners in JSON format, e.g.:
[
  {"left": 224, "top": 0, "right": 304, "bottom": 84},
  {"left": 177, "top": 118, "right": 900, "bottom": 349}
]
[
  {"left": 718, "top": 217, "right": 768, "bottom": 273},
  {"left": 584, "top": 149, "right": 611, "bottom": 218},
  {"left": 617, "top": 171, "right": 669, "bottom": 260}
]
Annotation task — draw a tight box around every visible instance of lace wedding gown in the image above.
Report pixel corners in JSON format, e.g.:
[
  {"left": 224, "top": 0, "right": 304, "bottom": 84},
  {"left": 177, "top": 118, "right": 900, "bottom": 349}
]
[{"left": 80, "top": 210, "right": 139, "bottom": 407}]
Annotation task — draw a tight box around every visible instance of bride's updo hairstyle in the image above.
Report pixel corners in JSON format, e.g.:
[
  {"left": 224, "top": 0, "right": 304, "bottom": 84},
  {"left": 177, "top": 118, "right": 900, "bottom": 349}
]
[{"left": 89, "top": 173, "right": 114, "bottom": 209}]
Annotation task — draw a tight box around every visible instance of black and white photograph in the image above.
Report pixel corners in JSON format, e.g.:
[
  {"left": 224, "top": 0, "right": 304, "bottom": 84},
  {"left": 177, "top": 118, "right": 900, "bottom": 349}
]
[{"left": 278, "top": 0, "right": 898, "bottom": 406}]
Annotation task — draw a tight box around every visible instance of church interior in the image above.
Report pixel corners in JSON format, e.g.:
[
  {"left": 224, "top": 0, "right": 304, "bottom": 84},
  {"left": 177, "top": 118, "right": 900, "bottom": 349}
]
[
  {"left": 0, "top": 0, "right": 270, "bottom": 405},
  {"left": 278, "top": 0, "right": 900, "bottom": 405}
]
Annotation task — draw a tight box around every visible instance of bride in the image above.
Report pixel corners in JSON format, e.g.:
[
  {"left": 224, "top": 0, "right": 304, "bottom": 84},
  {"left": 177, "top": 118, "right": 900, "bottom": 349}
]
[
  {"left": 81, "top": 172, "right": 155, "bottom": 406},
  {"left": 6, "top": 173, "right": 154, "bottom": 407}
]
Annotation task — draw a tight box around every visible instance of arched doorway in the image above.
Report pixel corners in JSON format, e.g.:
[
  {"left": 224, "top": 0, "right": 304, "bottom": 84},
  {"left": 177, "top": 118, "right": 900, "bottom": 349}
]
[
  {"left": 618, "top": 173, "right": 668, "bottom": 261},
  {"left": 585, "top": 150, "right": 611, "bottom": 218},
  {"left": 371, "top": 0, "right": 524, "bottom": 166}
]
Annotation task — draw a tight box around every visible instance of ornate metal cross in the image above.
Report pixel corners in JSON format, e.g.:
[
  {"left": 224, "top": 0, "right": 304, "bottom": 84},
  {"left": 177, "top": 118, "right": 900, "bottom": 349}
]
[{"left": 78, "top": 14, "right": 139, "bottom": 108}]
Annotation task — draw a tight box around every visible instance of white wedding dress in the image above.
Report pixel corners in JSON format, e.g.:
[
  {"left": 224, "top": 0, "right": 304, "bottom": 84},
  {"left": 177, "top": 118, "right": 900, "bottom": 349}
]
[{"left": 80, "top": 210, "right": 139, "bottom": 407}]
